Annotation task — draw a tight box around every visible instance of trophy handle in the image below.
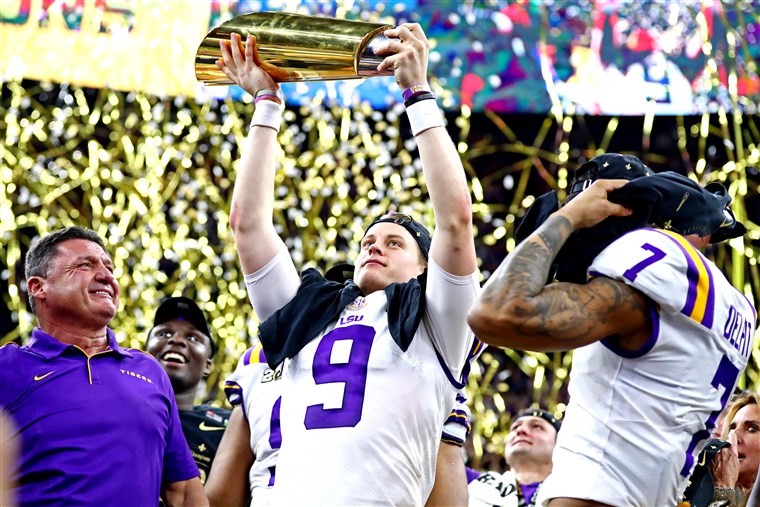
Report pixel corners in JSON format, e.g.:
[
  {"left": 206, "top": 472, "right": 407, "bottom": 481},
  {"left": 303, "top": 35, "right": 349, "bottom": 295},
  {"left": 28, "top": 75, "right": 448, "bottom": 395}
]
[{"left": 356, "top": 31, "right": 392, "bottom": 77}]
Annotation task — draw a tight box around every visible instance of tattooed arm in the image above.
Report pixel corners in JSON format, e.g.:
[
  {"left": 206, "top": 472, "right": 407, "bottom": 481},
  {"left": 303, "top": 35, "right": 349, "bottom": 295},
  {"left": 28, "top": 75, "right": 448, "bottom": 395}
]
[{"left": 468, "top": 179, "right": 651, "bottom": 352}]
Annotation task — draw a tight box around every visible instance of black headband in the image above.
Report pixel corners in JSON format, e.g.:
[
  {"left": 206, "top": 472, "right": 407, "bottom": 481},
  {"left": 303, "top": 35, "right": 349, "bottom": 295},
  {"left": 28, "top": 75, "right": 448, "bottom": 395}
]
[
  {"left": 513, "top": 408, "right": 562, "bottom": 433},
  {"left": 364, "top": 212, "right": 432, "bottom": 260}
]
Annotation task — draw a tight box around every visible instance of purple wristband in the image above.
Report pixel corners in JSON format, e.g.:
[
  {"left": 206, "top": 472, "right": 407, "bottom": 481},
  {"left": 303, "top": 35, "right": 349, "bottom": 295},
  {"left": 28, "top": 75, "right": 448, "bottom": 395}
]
[
  {"left": 254, "top": 94, "right": 281, "bottom": 105},
  {"left": 402, "top": 83, "right": 431, "bottom": 101}
]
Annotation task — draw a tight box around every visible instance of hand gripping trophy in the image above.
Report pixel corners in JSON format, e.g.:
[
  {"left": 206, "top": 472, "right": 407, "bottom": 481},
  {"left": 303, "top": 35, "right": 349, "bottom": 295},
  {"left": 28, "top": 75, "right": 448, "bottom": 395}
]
[{"left": 195, "top": 11, "right": 395, "bottom": 84}]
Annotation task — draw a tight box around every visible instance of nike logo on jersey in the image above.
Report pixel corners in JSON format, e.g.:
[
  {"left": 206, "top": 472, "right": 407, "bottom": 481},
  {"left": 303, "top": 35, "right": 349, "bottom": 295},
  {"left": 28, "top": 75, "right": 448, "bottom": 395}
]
[
  {"left": 34, "top": 371, "right": 54, "bottom": 381},
  {"left": 198, "top": 422, "right": 225, "bottom": 431}
]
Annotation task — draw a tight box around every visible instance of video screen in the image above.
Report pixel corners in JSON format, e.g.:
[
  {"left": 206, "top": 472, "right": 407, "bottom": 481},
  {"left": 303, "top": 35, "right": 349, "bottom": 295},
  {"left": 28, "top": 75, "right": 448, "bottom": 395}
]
[
  {"left": 2, "top": 0, "right": 758, "bottom": 114},
  {"left": 218, "top": 0, "right": 760, "bottom": 114}
]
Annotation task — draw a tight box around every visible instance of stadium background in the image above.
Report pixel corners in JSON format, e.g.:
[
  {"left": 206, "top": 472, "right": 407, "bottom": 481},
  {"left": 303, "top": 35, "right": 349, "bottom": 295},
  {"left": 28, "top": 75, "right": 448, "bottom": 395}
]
[{"left": 1, "top": 0, "right": 759, "bottom": 469}]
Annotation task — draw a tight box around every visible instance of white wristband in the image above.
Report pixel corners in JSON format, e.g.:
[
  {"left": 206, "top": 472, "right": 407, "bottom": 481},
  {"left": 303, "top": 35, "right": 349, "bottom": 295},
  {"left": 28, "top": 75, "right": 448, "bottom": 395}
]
[
  {"left": 406, "top": 98, "right": 445, "bottom": 136},
  {"left": 250, "top": 100, "right": 283, "bottom": 132}
]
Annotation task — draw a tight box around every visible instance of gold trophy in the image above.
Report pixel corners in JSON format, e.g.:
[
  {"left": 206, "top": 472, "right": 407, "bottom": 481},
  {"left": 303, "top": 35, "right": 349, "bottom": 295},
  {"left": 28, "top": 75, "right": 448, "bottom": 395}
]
[{"left": 195, "top": 11, "right": 395, "bottom": 84}]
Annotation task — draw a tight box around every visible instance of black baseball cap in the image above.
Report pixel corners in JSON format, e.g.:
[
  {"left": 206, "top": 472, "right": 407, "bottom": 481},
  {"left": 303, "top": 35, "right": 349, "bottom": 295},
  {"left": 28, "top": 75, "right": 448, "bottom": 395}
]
[
  {"left": 681, "top": 438, "right": 731, "bottom": 507},
  {"left": 513, "top": 408, "right": 562, "bottom": 433},
  {"left": 152, "top": 297, "right": 216, "bottom": 357},
  {"left": 568, "top": 155, "right": 745, "bottom": 242},
  {"left": 637, "top": 171, "right": 747, "bottom": 243},
  {"left": 567, "top": 153, "right": 653, "bottom": 199}
]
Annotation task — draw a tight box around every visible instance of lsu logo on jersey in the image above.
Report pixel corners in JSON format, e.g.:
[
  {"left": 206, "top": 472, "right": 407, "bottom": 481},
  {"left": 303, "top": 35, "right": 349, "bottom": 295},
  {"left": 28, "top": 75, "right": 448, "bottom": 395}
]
[
  {"left": 338, "top": 314, "right": 364, "bottom": 326},
  {"left": 341, "top": 297, "right": 367, "bottom": 325},
  {"left": 346, "top": 297, "right": 367, "bottom": 311}
]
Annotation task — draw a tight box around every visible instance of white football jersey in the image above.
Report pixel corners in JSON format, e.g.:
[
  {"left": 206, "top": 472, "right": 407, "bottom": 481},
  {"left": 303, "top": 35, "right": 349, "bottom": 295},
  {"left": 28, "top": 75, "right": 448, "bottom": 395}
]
[
  {"left": 468, "top": 470, "right": 521, "bottom": 507},
  {"left": 245, "top": 253, "right": 479, "bottom": 506},
  {"left": 225, "top": 342, "right": 283, "bottom": 507},
  {"left": 541, "top": 228, "right": 756, "bottom": 506}
]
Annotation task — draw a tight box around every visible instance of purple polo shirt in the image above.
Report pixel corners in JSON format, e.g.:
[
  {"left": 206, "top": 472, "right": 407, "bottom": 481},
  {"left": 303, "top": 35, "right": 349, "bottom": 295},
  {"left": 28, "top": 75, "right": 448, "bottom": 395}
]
[{"left": 0, "top": 328, "right": 199, "bottom": 507}]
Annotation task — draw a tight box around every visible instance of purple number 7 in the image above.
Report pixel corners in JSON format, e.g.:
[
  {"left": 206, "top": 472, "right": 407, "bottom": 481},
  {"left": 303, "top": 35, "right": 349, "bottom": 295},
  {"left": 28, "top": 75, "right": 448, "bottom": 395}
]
[
  {"left": 680, "top": 355, "right": 740, "bottom": 476},
  {"left": 304, "top": 325, "right": 376, "bottom": 429},
  {"left": 623, "top": 243, "right": 666, "bottom": 282}
]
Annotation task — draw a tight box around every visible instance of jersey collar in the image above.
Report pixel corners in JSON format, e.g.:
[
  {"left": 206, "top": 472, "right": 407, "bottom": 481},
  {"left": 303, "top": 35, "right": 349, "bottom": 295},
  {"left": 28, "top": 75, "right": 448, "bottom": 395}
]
[{"left": 27, "top": 327, "right": 134, "bottom": 359}]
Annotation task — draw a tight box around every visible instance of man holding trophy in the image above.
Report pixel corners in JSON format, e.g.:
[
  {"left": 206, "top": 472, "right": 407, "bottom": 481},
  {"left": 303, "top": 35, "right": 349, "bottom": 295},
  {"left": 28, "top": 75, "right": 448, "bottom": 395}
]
[{"left": 214, "top": 21, "right": 478, "bottom": 506}]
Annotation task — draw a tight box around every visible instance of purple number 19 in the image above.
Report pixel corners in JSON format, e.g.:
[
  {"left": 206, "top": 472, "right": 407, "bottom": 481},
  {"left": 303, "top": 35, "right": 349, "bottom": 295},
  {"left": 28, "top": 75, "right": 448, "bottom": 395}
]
[{"left": 304, "top": 325, "right": 375, "bottom": 429}]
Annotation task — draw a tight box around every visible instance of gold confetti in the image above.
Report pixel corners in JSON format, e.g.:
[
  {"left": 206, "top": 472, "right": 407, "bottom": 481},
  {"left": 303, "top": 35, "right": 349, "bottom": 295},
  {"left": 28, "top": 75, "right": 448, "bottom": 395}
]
[{"left": 1, "top": 78, "right": 758, "bottom": 469}]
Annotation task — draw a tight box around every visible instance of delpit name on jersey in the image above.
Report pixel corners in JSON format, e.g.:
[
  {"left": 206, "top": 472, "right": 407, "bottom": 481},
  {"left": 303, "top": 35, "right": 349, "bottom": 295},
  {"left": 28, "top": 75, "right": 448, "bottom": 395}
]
[{"left": 723, "top": 304, "right": 754, "bottom": 358}]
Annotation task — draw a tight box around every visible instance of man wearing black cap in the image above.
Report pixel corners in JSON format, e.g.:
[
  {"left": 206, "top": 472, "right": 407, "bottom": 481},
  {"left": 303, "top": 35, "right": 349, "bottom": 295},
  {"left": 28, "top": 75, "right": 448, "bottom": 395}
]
[
  {"left": 147, "top": 297, "right": 231, "bottom": 484},
  {"left": 468, "top": 408, "right": 561, "bottom": 507},
  {"left": 468, "top": 153, "right": 757, "bottom": 506},
  {"left": 218, "top": 23, "right": 478, "bottom": 505}
]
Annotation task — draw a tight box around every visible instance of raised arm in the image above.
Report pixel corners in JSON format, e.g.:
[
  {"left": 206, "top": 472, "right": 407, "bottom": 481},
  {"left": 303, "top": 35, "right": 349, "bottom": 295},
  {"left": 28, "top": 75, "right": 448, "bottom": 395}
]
[
  {"left": 217, "top": 33, "right": 286, "bottom": 274},
  {"left": 468, "top": 179, "right": 651, "bottom": 351},
  {"left": 378, "top": 24, "right": 475, "bottom": 277}
]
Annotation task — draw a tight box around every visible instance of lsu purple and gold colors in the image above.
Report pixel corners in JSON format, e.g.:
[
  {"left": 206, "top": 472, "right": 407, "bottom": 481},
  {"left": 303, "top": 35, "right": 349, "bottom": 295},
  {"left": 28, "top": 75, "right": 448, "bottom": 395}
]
[
  {"left": 540, "top": 227, "right": 757, "bottom": 506},
  {"left": 243, "top": 251, "right": 479, "bottom": 506},
  {"left": 221, "top": 21, "right": 478, "bottom": 506},
  {"left": 222, "top": 342, "right": 282, "bottom": 506},
  {"left": 0, "top": 328, "right": 199, "bottom": 506}
]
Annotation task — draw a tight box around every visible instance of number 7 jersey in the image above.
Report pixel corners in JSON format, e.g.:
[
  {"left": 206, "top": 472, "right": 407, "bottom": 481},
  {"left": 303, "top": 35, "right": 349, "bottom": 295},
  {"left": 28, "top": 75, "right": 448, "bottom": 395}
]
[{"left": 540, "top": 227, "right": 757, "bottom": 506}]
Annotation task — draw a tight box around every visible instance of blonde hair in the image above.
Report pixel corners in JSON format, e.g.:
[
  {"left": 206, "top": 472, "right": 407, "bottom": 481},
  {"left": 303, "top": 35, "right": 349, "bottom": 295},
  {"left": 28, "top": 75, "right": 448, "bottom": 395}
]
[
  {"left": 720, "top": 390, "right": 760, "bottom": 506},
  {"left": 720, "top": 390, "right": 760, "bottom": 441}
]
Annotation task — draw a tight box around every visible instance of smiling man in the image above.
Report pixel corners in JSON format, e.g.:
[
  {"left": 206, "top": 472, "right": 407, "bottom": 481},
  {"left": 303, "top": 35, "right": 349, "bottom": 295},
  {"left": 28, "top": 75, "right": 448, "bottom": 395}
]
[
  {"left": 147, "top": 297, "right": 231, "bottom": 485},
  {"left": 468, "top": 407, "right": 561, "bottom": 507},
  {"left": 0, "top": 226, "right": 206, "bottom": 507}
]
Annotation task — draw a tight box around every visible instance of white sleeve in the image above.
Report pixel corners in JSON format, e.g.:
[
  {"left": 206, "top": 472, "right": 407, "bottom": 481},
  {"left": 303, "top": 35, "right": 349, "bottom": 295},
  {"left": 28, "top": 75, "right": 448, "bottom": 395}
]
[
  {"left": 590, "top": 228, "right": 706, "bottom": 316},
  {"left": 441, "top": 389, "right": 471, "bottom": 446},
  {"left": 423, "top": 259, "right": 480, "bottom": 377},
  {"left": 224, "top": 343, "right": 268, "bottom": 409},
  {"left": 243, "top": 248, "right": 300, "bottom": 322}
]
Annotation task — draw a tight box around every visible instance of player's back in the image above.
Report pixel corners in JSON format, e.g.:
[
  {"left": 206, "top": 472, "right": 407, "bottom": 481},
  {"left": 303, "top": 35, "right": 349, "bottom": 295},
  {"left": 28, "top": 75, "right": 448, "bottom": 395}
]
[{"left": 542, "top": 227, "right": 756, "bottom": 506}]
